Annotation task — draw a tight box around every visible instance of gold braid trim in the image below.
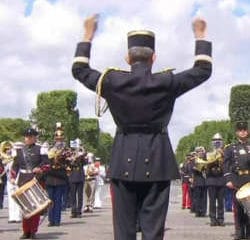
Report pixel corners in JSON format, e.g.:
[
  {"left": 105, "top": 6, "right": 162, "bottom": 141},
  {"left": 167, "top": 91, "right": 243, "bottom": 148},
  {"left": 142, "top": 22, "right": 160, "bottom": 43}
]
[
  {"left": 155, "top": 67, "right": 176, "bottom": 74},
  {"left": 95, "top": 67, "right": 120, "bottom": 117}
]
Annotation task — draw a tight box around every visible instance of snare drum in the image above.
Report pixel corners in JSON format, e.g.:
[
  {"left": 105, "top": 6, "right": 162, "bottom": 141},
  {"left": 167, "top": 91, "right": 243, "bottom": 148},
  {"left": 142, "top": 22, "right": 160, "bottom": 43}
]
[
  {"left": 12, "top": 178, "right": 51, "bottom": 219},
  {"left": 236, "top": 182, "right": 250, "bottom": 217}
]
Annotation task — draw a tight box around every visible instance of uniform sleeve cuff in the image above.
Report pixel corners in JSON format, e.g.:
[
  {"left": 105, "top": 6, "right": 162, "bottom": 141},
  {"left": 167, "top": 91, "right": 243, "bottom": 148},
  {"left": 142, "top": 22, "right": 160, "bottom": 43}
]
[
  {"left": 73, "top": 56, "right": 89, "bottom": 64},
  {"left": 194, "top": 54, "right": 212, "bottom": 63}
]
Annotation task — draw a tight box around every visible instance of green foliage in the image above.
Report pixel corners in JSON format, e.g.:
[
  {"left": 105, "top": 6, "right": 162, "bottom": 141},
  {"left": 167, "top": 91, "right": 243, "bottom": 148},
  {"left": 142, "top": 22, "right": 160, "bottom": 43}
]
[
  {"left": 229, "top": 84, "right": 250, "bottom": 124},
  {"left": 30, "top": 90, "right": 79, "bottom": 144},
  {"left": 79, "top": 118, "right": 100, "bottom": 153},
  {"left": 0, "top": 118, "right": 30, "bottom": 142},
  {"left": 175, "top": 120, "right": 234, "bottom": 163}
]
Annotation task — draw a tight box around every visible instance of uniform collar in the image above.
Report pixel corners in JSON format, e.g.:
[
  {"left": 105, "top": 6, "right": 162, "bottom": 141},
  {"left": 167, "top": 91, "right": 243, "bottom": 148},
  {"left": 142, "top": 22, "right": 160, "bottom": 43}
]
[{"left": 131, "top": 62, "right": 152, "bottom": 73}]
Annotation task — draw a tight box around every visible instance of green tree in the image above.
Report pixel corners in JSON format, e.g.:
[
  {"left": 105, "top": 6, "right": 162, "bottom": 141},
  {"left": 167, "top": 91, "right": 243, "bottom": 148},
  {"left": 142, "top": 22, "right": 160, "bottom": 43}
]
[
  {"left": 78, "top": 118, "right": 100, "bottom": 153},
  {"left": 0, "top": 118, "right": 30, "bottom": 142},
  {"left": 229, "top": 84, "right": 250, "bottom": 125},
  {"left": 30, "top": 90, "right": 79, "bottom": 144}
]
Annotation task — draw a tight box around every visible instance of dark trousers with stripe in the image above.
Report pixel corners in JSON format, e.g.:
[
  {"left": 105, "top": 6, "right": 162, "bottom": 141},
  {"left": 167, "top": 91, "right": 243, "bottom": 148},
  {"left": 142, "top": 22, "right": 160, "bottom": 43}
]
[{"left": 111, "top": 180, "right": 170, "bottom": 240}]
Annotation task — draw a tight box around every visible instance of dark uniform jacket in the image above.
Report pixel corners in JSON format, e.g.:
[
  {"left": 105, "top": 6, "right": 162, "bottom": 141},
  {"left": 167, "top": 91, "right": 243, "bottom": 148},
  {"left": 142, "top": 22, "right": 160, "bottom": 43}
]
[
  {"left": 12, "top": 144, "right": 48, "bottom": 186},
  {"left": 224, "top": 140, "right": 250, "bottom": 188},
  {"left": 72, "top": 40, "right": 212, "bottom": 182},
  {"left": 206, "top": 150, "right": 225, "bottom": 186},
  {"left": 68, "top": 155, "right": 85, "bottom": 183}
]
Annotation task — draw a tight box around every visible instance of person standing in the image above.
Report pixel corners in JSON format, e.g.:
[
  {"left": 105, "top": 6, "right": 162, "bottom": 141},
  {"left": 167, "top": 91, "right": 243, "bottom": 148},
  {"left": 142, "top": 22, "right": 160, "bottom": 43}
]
[
  {"left": 206, "top": 133, "right": 226, "bottom": 226},
  {"left": 68, "top": 147, "right": 86, "bottom": 218},
  {"left": 46, "top": 123, "right": 68, "bottom": 227},
  {"left": 72, "top": 15, "right": 212, "bottom": 240},
  {"left": 192, "top": 146, "right": 208, "bottom": 217},
  {"left": 83, "top": 152, "right": 98, "bottom": 213},
  {"left": 224, "top": 121, "right": 250, "bottom": 240},
  {"left": 11, "top": 128, "right": 48, "bottom": 239}
]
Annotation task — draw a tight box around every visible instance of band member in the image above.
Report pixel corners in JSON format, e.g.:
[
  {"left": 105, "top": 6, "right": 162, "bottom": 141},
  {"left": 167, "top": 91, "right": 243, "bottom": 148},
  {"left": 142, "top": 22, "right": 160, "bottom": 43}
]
[
  {"left": 11, "top": 128, "right": 48, "bottom": 239},
  {"left": 4, "top": 141, "right": 22, "bottom": 223},
  {"left": 192, "top": 146, "right": 207, "bottom": 217},
  {"left": 46, "top": 123, "right": 68, "bottom": 227},
  {"left": 83, "top": 152, "right": 98, "bottom": 213},
  {"left": 206, "top": 133, "right": 226, "bottom": 226},
  {"left": 68, "top": 147, "right": 86, "bottom": 218},
  {"left": 72, "top": 15, "right": 212, "bottom": 240},
  {"left": 180, "top": 154, "right": 192, "bottom": 209},
  {"left": 224, "top": 121, "right": 250, "bottom": 240},
  {"left": 94, "top": 160, "right": 106, "bottom": 209}
]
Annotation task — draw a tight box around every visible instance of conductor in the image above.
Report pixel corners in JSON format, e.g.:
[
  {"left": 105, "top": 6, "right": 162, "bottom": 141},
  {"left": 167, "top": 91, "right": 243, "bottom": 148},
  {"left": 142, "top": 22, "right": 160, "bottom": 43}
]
[{"left": 72, "top": 15, "right": 212, "bottom": 240}]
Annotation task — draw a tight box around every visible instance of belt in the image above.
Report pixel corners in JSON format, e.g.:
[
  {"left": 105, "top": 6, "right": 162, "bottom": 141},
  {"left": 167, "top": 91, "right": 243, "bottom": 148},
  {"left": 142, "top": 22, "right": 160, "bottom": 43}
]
[
  {"left": 19, "top": 169, "right": 33, "bottom": 174},
  {"left": 117, "top": 124, "right": 167, "bottom": 134},
  {"left": 238, "top": 170, "right": 250, "bottom": 176}
]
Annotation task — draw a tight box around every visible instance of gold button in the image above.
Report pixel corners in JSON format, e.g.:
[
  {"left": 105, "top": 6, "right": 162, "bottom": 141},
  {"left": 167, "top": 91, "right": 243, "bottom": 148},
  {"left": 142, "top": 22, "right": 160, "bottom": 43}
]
[
  {"left": 124, "top": 171, "right": 129, "bottom": 177},
  {"left": 128, "top": 158, "right": 132, "bottom": 163},
  {"left": 145, "top": 158, "right": 149, "bottom": 163},
  {"left": 146, "top": 171, "right": 150, "bottom": 177}
]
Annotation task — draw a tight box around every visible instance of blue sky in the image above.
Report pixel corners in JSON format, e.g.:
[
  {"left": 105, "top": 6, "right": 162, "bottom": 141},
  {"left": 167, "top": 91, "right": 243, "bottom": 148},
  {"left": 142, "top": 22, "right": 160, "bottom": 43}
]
[{"left": 1, "top": 0, "right": 250, "bottom": 150}]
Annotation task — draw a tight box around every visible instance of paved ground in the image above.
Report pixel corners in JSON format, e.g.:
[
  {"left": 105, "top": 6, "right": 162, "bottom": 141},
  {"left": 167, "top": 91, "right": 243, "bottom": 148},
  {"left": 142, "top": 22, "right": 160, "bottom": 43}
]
[{"left": 0, "top": 182, "right": 235, "bottom": 240}]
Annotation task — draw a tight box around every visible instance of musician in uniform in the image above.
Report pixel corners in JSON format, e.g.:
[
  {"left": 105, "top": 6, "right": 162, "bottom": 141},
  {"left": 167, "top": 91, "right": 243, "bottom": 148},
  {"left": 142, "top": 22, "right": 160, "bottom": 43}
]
[
  {"left": 68, "top": 147, "right": 86, "bottom": 218},
  {"left": 11, "top": 128, "right": 48, "bottom": 239},
  {"left": 192, "top": 146, "right": 207, "bottom": 217},
  {"left": 83, "top": 152, "right": 98, "bottom": 213},
  {"left": 224, "top": 121, "right": 250, "bottom": 240},
  {"left": 46, "top": 123, "right": 69, "bottom": 227},
  {"left": 180, "top": 154, "right": 192, "bottom": 209},
  {"left": 72, "top": 14, "right": 212, "bottom": 240},
  {"left": 206, "top": 133, "right": 226, "bottom": 226}
]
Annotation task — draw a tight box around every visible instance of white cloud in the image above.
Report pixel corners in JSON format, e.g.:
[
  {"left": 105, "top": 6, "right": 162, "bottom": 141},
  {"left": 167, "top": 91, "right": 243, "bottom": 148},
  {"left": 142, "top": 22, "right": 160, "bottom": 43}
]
[{"left": 1, "top": 0, "right": 250, "bottom": 150}]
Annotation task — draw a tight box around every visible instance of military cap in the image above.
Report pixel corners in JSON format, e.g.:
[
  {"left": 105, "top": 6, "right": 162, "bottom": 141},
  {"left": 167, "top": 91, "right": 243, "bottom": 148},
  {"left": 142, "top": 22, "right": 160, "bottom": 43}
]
[
  {"left": 235, "top": 121, "right": 248, "bottom": 130},
  {"left": 127, "top": 30, "right": 155, "bottom": 51},
  {"left": 23, "top": 128, "right": 38, "bottom": 136}
]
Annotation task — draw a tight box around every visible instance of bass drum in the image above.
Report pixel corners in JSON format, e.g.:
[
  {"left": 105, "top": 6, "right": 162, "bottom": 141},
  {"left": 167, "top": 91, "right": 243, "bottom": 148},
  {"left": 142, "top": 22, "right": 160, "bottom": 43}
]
[{"left": 236, "top": 182, "right": 250, "bottom": 218}]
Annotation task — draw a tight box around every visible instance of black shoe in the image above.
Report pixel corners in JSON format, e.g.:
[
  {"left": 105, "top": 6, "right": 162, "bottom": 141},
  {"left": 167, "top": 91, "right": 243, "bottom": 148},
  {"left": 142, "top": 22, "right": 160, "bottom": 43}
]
[
  {"left": 76, "top": 213, "right": 82, "bottom": 218},
  {"left": 8, "top": 220, "right": 16, "bottom": 223},
  {"left": 19, "top": 233, "right": 30, "bottom": 239},
  {"left": 47, "top": 222, "right": 54, "bottom": 227},
  {"left": 210, "top": 222, "right": 217, "bottom": 227},
  {"left": 71, "top": 213, "right": 77, "bottom": 218},
  {"left": 217, "top": 221, "right": 225, "bottom": 227},
  {"left": 30, "top": 233, "right": 37, "bottom": 239},
  {"left": 54, "top": 223, "right": 60, "bottom": 226}
]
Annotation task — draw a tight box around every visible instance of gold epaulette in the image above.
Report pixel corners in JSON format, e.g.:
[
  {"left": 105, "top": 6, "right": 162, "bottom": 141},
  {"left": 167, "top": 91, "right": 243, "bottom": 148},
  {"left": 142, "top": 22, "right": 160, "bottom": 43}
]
[
  {"left": 95, "top": 67, "right": 121, "bottom": 117},
  {"left": 155, "top": 67, "right": 176, "bottom": 74},
  {"left": 224, "top": 143, "right": 233, "bottom": 149}
]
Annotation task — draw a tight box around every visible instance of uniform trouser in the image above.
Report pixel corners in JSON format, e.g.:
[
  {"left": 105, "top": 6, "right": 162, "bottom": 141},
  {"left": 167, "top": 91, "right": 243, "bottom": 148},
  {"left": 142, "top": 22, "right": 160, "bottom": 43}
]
[
  {"left": 70, "top": 182, "right": 84, "bottom": 214},
  {"left": 7, "top": 182, "right": 21, "bottom": 221},
  {"left": 224, "top": 187, "right": 233, "bottom": 211},
  {"left": 111, "top": 180, "right": 170, "bottom": 240},
  {"left": 94, "top": 184, "right": 103, "bottom": 208},
  {"left": 233, "top": 191, "right": 250, "bottom": 238},
  {"left": 208, "top": 186, "right": 225, "bottom": 222},
  {"left": 182, "top": 182, "right": 191, "bottom": 208},
  {"left": 22, "top": 214, "right": 40, "bottom": 234},
  {"left": 0, "top": 180, "right": 6, "bottom": 208},
  {"left": 47, "top": 185, "right": 64, "bottom": 224},
  {"left": 84, "top": 180, "right": 96, "bottom": 208},
  {"left": 193, "top": 186, "right": 207, "bottom": 215}
]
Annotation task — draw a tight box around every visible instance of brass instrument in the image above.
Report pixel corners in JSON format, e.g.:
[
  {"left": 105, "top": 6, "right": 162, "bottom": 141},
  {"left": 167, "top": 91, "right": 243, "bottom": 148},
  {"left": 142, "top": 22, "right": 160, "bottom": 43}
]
[
  {"left": 194, "top": 148, "right": 224, "bottom": 173},
  {"left": 194, "top": 157, "right": 208, "bottom": 172},
  {"left": 0, "top": 141, "right": 14, "bottom": 165}
]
